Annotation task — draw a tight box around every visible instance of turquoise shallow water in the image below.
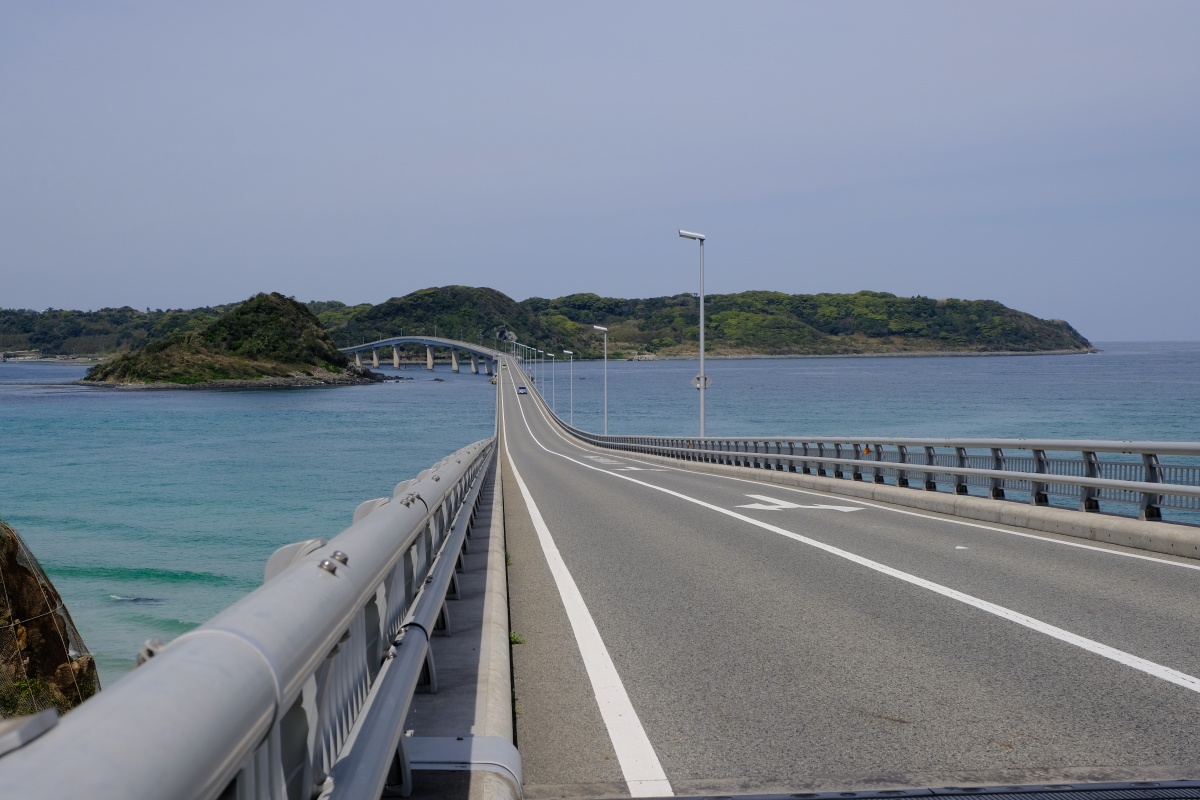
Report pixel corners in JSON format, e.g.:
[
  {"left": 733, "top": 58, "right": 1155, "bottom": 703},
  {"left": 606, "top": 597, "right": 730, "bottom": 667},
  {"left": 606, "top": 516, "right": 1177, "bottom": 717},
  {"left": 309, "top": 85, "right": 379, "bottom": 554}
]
[{"left": 2, "top": 342, "right": 1198, "bottom": 685}]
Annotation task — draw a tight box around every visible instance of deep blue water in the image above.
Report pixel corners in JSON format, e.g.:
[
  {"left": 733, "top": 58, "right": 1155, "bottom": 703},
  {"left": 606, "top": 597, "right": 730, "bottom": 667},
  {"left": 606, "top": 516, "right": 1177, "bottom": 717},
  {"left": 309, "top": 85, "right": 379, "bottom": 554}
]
[{"left": 2, "top": 342, "right": 1197, "bottom": 685}]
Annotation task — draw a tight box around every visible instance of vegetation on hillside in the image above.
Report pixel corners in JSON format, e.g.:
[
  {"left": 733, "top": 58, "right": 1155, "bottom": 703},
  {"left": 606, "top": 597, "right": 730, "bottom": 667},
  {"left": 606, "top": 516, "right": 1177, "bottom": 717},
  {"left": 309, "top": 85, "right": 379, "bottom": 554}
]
[
  {"left": 83, "top": 293, "right": 351, "bottom": 385},
  {"left": 5, "top": 286, "right": 1091, "bottom": 362},
  {"left": 522, "top": 289, "right": 1092, "bottom": 358},
  {"left": 329, "top": 286, "right": 551, "bottom": 351},
  {"left": 0, "top": 304, "right": 233, "bottom": 356}
]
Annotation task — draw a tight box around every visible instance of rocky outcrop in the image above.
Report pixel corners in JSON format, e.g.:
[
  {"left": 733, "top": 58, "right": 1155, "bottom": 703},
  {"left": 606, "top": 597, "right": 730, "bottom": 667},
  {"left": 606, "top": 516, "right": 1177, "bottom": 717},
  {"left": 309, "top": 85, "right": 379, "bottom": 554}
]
[
  {"left": 83, "top": 292, "right": 377, "bottom": 387},
  {"left": 0, "top": 519, "right": 99, "bottom": 717}
]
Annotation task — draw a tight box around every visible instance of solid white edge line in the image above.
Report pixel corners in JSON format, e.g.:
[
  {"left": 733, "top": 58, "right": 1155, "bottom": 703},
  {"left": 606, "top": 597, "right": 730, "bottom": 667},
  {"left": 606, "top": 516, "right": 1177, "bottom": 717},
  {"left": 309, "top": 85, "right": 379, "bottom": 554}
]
[
  {"left": 500, "top": 363, "right": 674, "bottom": 797},
  {"left": 527, "top": 392, "right": 1200, "bottom": 573},
  {"left": 509, "top": 372, "right": 1200, "bottom": 697}
]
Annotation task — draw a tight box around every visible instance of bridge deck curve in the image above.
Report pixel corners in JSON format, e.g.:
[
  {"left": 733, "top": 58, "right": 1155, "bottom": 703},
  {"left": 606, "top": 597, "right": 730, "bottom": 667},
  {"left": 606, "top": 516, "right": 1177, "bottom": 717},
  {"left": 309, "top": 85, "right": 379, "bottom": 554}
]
[{"left": 340, "top": 335, "right": 505, "bottom": 361}]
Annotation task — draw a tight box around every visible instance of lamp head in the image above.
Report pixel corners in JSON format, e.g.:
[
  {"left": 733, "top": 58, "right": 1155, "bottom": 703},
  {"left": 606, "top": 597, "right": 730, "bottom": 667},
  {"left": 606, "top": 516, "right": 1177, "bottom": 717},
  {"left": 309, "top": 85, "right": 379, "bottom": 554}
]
[
  {"left": 678, "top": 229, "right": 706, "bottom": 241},
  {"left": 593, "top": 325, "right": 608, "bottom": 332},
  {"left": 563, "top": 350, "right": 573, "bottom": 355}
]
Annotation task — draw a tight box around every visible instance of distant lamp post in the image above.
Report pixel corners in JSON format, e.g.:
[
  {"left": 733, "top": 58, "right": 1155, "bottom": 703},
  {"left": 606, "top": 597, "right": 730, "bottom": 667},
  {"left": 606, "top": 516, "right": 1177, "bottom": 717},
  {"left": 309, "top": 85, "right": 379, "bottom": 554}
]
[
  {"left": 547, "top": 353, "right": 557, "bottom": 413},
  {"left": 593, "top": 325, "right": 608, "bottom": 435},
  {"left": 679, "top": 229, "right": 707, "bottom": 438},
  {"left": 538, "top": 349, "right": 544, "bottom": 387},
  {"left": 563, "top": 350, "right": 574, "bottom": 425}
]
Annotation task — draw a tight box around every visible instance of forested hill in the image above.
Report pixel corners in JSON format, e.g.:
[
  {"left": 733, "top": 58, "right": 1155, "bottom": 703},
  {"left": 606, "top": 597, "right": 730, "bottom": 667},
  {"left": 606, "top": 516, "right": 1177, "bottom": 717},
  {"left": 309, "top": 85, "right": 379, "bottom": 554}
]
[{"left": 2, "top": 287, "right": 1092, "bottom": 360}]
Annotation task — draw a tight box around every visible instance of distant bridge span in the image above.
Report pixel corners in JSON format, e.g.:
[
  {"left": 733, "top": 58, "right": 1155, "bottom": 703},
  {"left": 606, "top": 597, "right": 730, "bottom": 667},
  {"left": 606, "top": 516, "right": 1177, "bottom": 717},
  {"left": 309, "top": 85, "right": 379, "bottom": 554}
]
[{"left": 340, "top": 335, "right": 506, "bottom": 373}]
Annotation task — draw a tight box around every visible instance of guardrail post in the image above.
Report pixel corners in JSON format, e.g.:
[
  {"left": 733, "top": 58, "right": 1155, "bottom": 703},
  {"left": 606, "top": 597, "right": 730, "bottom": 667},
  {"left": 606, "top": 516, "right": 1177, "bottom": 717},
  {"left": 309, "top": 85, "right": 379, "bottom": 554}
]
[
  {"left": 896, "top": 445, "right": 909, "bottom": 487},
  {"left": 1031, "top": 449, "right": 1050, "bottom": 506},
  {"left": 787, "top": 442, "right": 796, "bottom": 472},
  {"left": 872, "top": 444, "right": 884, "bottom": 484},
  {"left": 816, "top": 443, "right": 828, "bottom": 477},
  {"left": 1079, "top": 451, "right": 1101, "bottom": 511},
  {"left": 990, "top": 448, "right": 1005, "bottom": 499},
  {"left": 1139, "top": 453, "right": 1163, "bottom": 520},
  {"left": 852, "top": 444, "right": 863, "bottom": 480},
  {"left": 923, "top": 446, "right": 938, "bottom": 491},
  {"left": 833, "top": 444, "right": 845, "bottom": 478},
  {"left": 954, "top": 447, "right": 969, "bottom": 494}
]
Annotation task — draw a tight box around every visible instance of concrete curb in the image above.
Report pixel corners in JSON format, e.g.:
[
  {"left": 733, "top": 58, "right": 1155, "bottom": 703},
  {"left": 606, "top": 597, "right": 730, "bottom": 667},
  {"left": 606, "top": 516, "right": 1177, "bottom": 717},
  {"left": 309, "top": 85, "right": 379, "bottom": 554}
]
[
  {"left": 567, "top": 439, "right": 1200, "bottom": 562},
  {"left": 406, "top": 455, "right": 522, "bottom": 800},
  {"left": 462, "top": 456, "right": 521, "bottom": 800},
  {"left": 477, "top": 457, "right": 515, "bottom": 747}
]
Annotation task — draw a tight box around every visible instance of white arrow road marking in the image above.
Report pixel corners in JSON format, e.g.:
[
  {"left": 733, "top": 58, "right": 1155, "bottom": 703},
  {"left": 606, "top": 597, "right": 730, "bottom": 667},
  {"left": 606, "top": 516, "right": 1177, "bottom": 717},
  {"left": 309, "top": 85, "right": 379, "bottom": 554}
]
[
  {"left": 736, "top": 494, "right": 862, "bottom": 512},
  {"left": 612, "top": 467, "right": 667, "bottom": 472}
]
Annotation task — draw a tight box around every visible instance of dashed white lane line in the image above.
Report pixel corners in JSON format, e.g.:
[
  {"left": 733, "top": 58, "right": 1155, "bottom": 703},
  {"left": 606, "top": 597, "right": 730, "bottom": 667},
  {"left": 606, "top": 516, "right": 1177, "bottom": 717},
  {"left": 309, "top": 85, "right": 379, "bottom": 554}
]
[
  {"left": 508, "top": 375, "right": 1200, "bottom": 698},
  {"left": 500, "top": 375, "right": 674, "bottom": 798}
]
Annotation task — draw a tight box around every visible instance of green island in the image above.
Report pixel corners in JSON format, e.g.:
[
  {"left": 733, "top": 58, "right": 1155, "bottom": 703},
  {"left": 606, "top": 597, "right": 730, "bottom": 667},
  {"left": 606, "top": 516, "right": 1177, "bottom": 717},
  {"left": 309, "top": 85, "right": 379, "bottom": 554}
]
[
  {"left": 2, "top": 287, "right": 1093, "bottom": 377},
  {"left": 81, "top": 293, "right": 379, "bottom": 387}
]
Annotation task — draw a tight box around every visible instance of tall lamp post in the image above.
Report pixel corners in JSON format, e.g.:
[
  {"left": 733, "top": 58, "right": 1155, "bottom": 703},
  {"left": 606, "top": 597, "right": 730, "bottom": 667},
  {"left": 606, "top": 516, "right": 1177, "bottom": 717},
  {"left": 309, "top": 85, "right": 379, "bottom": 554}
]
[
  {"left": 593, "top": 325, "right": 608, "bottom": 435},
  {"left": 563, "top": 350, "right": 574, "bottom": 425},
  {"left": 538, "top": 349, "right": 544, "bottom": 388},
  {"left": 679, "top": 229, "right": 707, "bottom": 438},
  {"left": 548, "top": 353, "right": 556, "bottom": 413}
]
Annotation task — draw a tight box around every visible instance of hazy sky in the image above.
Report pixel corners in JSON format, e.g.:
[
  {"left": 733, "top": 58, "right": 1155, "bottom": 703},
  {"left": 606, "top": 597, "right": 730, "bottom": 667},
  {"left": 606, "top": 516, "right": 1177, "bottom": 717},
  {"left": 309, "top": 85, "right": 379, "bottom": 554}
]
[{"left": 3, "top": 3, "right": 1197, "bottom": 340}]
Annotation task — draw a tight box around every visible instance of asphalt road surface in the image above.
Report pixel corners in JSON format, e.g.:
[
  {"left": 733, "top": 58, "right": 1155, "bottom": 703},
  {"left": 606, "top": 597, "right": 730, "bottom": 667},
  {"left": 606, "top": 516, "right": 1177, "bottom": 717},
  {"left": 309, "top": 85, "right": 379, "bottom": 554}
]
[{"left": 497, "top": 360, "right": 1200, "bottom": 800}]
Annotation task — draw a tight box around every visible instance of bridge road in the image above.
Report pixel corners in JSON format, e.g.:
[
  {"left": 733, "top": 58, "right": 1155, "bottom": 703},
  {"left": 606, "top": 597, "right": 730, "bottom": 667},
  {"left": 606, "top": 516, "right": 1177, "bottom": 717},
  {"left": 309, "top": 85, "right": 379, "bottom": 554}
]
[{"left": 496, "top": 360, "right": 1200, "bottom": 799}]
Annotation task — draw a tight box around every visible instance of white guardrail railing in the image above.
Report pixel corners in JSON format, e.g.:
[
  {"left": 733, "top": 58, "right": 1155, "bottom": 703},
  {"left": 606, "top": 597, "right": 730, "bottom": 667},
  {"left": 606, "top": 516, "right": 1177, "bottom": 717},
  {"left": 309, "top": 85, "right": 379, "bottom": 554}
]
[
  {"left": 559, "top": 423, "right": 1200, "bottom": 523},
  {"left": 0, "top": 438, "right": 497, "bottom": 800}
]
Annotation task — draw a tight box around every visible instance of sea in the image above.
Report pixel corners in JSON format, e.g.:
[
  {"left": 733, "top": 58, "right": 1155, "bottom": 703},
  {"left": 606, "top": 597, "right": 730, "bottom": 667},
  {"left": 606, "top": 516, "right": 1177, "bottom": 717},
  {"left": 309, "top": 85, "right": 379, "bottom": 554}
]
[{"left": 2, "top": 342, "right": 1198, "bottom": 686}]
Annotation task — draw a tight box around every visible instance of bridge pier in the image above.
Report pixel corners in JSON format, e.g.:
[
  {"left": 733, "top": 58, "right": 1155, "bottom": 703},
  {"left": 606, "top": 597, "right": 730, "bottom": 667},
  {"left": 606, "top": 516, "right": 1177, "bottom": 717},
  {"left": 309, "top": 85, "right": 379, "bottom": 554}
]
[
  {"left": 426, "top": 346, "right": 434, "bottom": 371},
  {"left": 393, "top": 346, "right": 401, "bottom": 368},
  {"left": 451, "top": 349, "right": 460, "bottom": 373},
  {"left": 470, "top": 354, "right": 479, "bottom": 374},
  {"left": 485, "top": 361, "right": 493, "bottom": 376},
  {"left": 372, "top": 348, "right": 379, "bottom": 368},
  {"left": 355, "top": 352, "right": 362, "bottom": 367}
]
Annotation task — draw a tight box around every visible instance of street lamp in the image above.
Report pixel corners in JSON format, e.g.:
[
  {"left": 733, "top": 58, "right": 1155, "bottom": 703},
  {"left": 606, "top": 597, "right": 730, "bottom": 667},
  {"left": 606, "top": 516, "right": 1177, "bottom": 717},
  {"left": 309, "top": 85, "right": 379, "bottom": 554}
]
[
  {"left": 548, "top": 352, "right": 556, "bottom": 413},
  {"left": 538, "top": 349, "right": 544, "bottom": 389},
  {"left": 593, "top": 325, "right": 608, "bottom": 435},
  {"left": 679, "top": 229, "right": 707, "bottom": 438},
  {"left": 563, "top": 350, "right": 574, "bottom": 425}
]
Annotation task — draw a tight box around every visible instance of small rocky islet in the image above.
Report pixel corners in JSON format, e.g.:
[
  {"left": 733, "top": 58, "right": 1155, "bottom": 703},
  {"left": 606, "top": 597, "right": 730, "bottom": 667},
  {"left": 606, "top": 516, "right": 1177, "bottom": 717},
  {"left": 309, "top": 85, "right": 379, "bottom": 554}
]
[{"left": 82, "top": 292, "right": 383, "bottom": 389}]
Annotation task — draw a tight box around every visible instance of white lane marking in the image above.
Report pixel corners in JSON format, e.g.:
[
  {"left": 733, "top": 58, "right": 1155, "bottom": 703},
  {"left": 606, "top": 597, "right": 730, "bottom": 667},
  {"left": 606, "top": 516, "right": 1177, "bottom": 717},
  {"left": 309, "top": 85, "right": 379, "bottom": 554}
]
[
  {"left": 613, "top": 467, "right": 667, "bottom": 472},
  {"left": 736, "top": 494, "right": 861, "bottom": 512},
  {"left": 510, "top": 386, "right": 1200, "bottom": 696},
  {"left": 500, "top": 371, "right": 674, "bottom": 798},
  {"left": 528, "top": 406, "right": 1200, "bottom": 574}
]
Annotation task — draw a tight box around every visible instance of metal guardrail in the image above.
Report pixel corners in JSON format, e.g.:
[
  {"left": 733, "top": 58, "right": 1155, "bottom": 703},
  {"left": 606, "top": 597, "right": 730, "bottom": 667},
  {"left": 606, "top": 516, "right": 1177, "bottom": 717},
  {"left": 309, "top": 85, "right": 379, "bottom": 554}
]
[
  {"left": 502, "top": 356, "right": 1200, "bottom": 526},
  {"left": 0, "top": 438, "right": 497, "bottom": 800},
  {"left": 505, "top": 361, "right": 1200, "bottom": 526},
  {"left": 561, "top": 426, "right": 1200, "bottom": 522}
]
